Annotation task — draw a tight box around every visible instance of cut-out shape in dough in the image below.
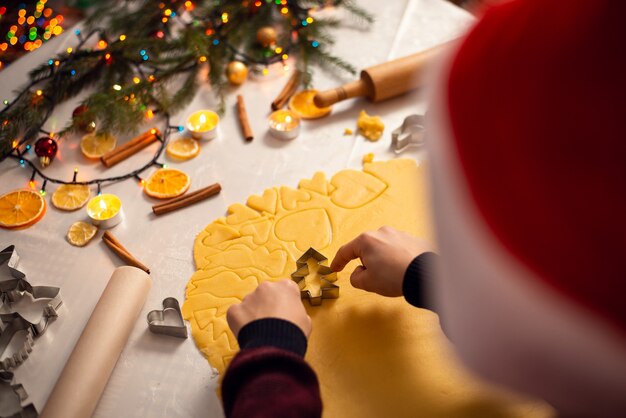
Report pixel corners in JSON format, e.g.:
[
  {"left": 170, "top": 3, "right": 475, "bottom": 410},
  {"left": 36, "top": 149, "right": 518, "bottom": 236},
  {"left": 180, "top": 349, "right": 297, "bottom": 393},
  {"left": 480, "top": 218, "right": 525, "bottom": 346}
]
[
  {"left": 187, "top": 270, "right": 259, "bottom": 298},
  {"left": 299, "top": 172, "right": 333, "bottom": 196},
  {"left": 280, "top": 186, "right": 311, "bottom": 210},
  {"left": 184, "top": 291, "right": 241, "bottom": 372},
  {"left": 247, "top": 188, "right": 278, "bottom": 215},
  {"left": 240, "top": 220, "right": 273, "bottom": 245},
  {"left": 202, "top": 245, "right": 288, "bottom": 278},
  {"left": 200, "top": 224, "right": 241, "bottom": 247},
  {"left": 330, "top": 170, "right": 387, "bottom": 209},
  {"left": 225, "top": 203, "right": 262, "bottom": 225},
  {"left": 274, "top": 208, "right": 332, "bottom": 252}
]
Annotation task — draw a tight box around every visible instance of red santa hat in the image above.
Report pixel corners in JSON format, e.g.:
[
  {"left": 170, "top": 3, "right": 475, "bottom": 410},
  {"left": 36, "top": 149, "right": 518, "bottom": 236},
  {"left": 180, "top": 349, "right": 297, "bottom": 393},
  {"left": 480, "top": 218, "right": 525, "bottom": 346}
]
[
  {"left": 447, "top": 0, "right": 626, "bottom": 337},
  {"left": 427, "top": 0, "right": 626, "bottom": 415}
]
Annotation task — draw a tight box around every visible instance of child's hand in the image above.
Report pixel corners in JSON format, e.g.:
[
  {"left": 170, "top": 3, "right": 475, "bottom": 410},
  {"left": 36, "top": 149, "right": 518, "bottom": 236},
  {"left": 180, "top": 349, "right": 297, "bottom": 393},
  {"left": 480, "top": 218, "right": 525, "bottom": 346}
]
[
  {"left": 331, "top": 226, "right": 433, "bottom": 297},
  {"left": 227, "top": 279, "right": 312, "bottom": 338}
]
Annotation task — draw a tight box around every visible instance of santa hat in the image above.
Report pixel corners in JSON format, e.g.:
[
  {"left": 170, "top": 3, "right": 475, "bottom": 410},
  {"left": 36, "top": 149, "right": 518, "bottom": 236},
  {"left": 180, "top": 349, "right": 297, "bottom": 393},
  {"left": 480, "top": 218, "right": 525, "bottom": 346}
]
[{"left": 427, "top": 0, "right": 626, "bottom": 415}]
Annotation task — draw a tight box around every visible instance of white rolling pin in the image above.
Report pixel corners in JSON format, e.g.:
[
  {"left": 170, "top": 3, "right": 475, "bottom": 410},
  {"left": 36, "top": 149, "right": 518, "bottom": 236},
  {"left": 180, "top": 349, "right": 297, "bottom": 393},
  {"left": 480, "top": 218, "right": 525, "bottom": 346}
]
[{"left": 40, "top": 266, "right": 151, "bottom": 418}]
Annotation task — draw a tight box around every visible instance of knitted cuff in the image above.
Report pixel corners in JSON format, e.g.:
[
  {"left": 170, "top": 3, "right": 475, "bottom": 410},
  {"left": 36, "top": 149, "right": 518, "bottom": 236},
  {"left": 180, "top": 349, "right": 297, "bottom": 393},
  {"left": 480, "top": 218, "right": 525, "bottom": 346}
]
[
  {"left": 402, "top": 252, "right": 438, "bottom": 309},
  {"left": 237, "top": 318, "right": 308, "bottom": 357}
]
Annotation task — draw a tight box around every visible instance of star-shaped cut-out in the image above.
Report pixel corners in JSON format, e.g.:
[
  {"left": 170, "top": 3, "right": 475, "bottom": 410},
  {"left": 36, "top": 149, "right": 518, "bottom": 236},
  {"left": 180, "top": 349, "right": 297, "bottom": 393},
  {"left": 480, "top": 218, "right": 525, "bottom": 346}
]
[
  {"left": 291, "top": 248, "right": 339, "bottom": 306},
  {"left": 0, "top": 246, "right": 26, "bottom": 280}
]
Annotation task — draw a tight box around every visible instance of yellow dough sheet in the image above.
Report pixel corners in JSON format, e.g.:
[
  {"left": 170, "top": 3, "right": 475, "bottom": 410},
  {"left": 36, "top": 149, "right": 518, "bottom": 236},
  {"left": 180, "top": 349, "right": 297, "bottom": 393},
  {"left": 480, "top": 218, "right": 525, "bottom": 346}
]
[{"left": 183, "top": 159, "right": 553, "bottom": 418}]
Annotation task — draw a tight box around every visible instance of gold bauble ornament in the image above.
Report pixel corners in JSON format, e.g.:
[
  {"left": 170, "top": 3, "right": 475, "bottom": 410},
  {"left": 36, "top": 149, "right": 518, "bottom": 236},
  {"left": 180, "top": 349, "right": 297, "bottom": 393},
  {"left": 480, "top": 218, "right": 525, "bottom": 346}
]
[
  {"left": 226, "top": 61, "right": 249, "bottom": 86},
  {"left": 256, "top": 26, "right": 277, "bottom": 47}
]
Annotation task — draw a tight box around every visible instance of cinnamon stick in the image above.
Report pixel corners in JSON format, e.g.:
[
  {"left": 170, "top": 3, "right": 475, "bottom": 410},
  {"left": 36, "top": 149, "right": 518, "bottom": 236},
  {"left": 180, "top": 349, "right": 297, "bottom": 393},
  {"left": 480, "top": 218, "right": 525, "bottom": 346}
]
[
  {"left": 152, "top": 183, "right": 221, "bottom": 216},
  {"left": 271, "top": 71, "right": 299, "bottom": 110},
  {"left": 236, "top": 95, "right": 254, "bottom": 141},
  {"left": 102, "top": 231, "right": 150, "bottom": 274},
  {"left": 101, "top": 128, "right": 161, "bottom": 168}
]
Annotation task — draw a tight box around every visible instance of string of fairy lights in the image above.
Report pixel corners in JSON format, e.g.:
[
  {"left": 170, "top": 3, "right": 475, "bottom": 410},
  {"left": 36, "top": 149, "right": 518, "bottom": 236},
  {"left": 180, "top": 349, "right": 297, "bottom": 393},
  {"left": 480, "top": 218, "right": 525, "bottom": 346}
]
[
  {"left": 2, "top": 27, "right": 182, "bottom": 197},
  {"left": 0, "top": 0, "right": 66, "bottom": 71},
  {"left": 0, "top": 0, "right": 331, "bottom": 198},
  {"left": 214, "top": 0, "right": 318, "bottom": 70},
  {"left": 7, "top": 126, "right": 178, "bottom": 197}
]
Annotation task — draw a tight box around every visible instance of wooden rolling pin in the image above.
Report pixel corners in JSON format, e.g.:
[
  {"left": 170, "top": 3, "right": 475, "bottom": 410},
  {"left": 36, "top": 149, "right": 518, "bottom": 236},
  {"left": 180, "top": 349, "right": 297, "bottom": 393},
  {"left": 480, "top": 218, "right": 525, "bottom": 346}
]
[
  {"left": 314, "top": 43, "right": 447, "bottom": 108},
  {"left": 40, "top": 266, "right": 151, "bottom": 418}
]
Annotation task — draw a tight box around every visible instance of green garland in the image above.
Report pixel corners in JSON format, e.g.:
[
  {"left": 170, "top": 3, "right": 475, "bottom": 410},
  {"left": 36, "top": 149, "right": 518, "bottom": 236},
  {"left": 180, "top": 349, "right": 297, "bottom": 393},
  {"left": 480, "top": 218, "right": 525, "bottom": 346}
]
[{"left": 0, "top": 0, "right": 372, "bottom": 161}]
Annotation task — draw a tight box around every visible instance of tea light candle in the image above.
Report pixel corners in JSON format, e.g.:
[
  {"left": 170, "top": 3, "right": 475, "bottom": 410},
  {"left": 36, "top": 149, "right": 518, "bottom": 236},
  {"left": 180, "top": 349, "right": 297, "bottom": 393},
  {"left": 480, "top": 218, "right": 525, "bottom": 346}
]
[
  {"left": 186, "top": 110, "right": 219, "bottom": 140},
  {"left": 87, "top": 194, "right": 124, "bottom": 229},
  {"left": 268, "top": 110, "right": 300, "bottom": 140}
]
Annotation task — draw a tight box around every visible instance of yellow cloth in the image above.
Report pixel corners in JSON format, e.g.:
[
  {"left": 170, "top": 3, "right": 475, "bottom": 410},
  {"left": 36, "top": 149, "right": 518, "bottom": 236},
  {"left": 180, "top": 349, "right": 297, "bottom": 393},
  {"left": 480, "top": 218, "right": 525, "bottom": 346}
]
[{"left": 183, "top": 159, "right": 552, "bottom": 418}]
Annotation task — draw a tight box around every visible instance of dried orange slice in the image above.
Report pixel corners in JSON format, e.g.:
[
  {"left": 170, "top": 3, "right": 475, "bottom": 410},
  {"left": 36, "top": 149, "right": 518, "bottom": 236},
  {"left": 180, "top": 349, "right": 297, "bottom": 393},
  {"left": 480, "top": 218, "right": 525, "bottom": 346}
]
[
  {"left": 166, "top": 137, "right": 200, "bottom": 160},
  {"left": 51, "top": 184, "right": 91, "bottom": 211},
  {"left": 80, "top": 132, "right": 117, "bottom": 159},
  {"left": 143, "top": 168, "right": 191, "bottom": 199},
  {"left": 0, "top": 189, "right": 46, "bottom": 229},
  {"left": 288, "top": 90, "right": 332, "bottom": 119},
  {"left": 67, "top": 221, "right": 98, "bottom": 247}
]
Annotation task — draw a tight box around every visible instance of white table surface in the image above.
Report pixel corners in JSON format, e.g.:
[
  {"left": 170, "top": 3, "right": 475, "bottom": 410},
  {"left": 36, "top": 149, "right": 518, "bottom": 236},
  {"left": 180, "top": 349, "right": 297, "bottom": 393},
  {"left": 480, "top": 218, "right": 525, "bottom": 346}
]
[{"left": 0, "top": 1, "right": 472, "bottom": 416}]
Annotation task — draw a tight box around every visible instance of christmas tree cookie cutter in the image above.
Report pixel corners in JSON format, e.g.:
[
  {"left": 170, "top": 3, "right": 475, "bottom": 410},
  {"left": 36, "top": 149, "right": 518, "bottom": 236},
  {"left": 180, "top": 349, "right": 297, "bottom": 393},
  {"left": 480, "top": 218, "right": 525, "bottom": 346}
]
[
  {"left": 0, "top": 371, "right": 37, "bottom": 418},
  {"left": 0, "top": 246, "right": 62, "bottom": 371},
  {"left": 391, "top": 114, "right": 426, "bottom": 154},
  {"left": 147, "top": 297, "right": 188, "bottom": 339},
  {"left": 291, "top": 248, "right": 339, "bottom": 306},
  {"left": 0, "top": 279, "right": 62, "bottom": 337},
  {"left": 0, "top": 279, "right": 62, "bottom": 371},
  {"left": 0, "top": 318, "right": 34, "bottom": 371}
]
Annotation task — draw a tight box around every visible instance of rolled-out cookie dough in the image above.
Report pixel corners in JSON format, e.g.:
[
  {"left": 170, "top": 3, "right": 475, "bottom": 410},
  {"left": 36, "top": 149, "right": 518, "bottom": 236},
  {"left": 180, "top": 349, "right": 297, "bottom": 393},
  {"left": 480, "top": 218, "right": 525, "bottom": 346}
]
[{"left": 184, "top": 159, "right": 553, "bottom": 418}]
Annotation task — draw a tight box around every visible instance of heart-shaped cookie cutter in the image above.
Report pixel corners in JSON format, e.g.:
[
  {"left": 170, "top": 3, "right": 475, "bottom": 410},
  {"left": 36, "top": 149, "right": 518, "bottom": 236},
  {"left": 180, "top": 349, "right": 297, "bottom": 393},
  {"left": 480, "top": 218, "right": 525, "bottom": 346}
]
[
  {"left": 391, "top": 114, "right": 426, "bottom": 153},
  {"left": 147, "top": 298, "right": 188, "bottom": 339}
]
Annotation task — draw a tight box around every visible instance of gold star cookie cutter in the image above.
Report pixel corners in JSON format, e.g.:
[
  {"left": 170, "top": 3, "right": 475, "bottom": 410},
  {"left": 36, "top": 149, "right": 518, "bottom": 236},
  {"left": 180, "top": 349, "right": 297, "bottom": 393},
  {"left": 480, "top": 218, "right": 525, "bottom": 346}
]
[{"left": 291, "top": 248, "right": 339, "bottom": 306}]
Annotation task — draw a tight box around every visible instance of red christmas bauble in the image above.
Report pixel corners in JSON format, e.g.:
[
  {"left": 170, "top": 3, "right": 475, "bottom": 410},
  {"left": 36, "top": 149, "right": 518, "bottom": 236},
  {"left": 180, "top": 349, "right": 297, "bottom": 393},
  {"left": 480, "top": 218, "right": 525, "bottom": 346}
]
[
  {"left": 72, "top": 105, "right": 88, "bottom": 118},
  {"left": 35, "top": 137, "right": 58, "bottom": 168},
  {"left": 72, "top": 105, "right": 96, "bottom": 132}
]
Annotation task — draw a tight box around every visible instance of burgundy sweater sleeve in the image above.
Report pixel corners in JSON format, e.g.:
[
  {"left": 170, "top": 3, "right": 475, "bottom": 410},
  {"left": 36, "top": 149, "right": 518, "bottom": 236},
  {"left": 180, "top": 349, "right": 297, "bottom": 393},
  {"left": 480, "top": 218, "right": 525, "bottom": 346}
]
[{"left": 221, "top": 318, "right": 322, "bottom": 418}]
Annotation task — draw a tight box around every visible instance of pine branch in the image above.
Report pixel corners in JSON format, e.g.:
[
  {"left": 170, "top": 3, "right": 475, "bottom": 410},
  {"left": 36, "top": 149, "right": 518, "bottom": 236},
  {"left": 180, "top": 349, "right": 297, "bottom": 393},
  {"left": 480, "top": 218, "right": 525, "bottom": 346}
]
[
  {"left": 311, "top": 48, "right": 357, "bottom": 74},
  {"left": 335, "top": 0, "right": 375, "bottom": 24},
  {"left": 1, "top": 0, "right": 373, "bottom": 162}
]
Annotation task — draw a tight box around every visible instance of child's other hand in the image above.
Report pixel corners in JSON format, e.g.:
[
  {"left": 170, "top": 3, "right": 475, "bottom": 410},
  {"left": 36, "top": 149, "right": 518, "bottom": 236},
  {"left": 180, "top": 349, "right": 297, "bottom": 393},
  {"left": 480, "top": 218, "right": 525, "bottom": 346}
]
[
  {"left": 227, "top": 279, "right": 312, "bottom": 338},
  {"left": 331, "top": 226, "right": 432, "bottom": 297}
]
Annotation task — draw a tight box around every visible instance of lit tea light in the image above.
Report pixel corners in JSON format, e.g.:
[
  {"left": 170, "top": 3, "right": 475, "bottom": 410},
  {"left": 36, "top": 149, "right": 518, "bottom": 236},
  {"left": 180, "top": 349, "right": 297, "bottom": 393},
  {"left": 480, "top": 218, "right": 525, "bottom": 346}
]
[
  {"left": 186, "top": 110, "right": 219, "bottom": 140},
  {"left": 268, "top": 109, "right": 300, "bottom": 140},
  {"left": 86, "top": 194, "right": 124, "bottom": 229}
]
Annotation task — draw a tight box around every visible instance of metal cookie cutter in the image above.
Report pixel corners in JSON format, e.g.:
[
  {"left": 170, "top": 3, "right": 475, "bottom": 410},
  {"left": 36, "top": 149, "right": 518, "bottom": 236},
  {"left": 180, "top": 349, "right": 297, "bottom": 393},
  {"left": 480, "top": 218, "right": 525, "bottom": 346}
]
[
  {"left": 147, "top": 298, "right": 188, "bottom": 339},
  {"left": 0, "top": 371, "right": 37, "bottom": 418},
  {"left": 0, "top": 319, "right": 34, "bottom": 371},
  {"left": 0, "top": 247, "right": 62, "bottom": 371},
  {"left": 291, "top": 248, "right": 339, "bottom": 306},
  {"left": 0, "top": 279, "right": 62, "bottom": 337},
  {"left": 0, "top": 279, "right": 61, "bottom": 371},
  {"left": 0, "top": 246, "right": 26, "bottom": 280},
  {"left": 391, "top": 114, "right": 426, "bottom": 154}
]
